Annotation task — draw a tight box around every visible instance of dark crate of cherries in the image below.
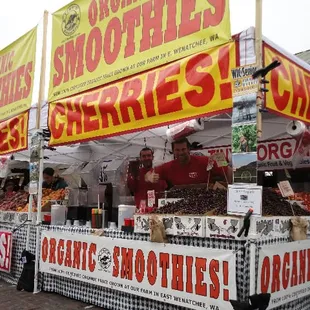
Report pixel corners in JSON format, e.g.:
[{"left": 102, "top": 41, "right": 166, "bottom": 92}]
[{"left": 153, "top": 188, "right": 310, "bottom": 216}]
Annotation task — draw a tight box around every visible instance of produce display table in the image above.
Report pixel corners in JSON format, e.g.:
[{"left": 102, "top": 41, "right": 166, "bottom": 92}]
[{"left": 1, "top": 220, "right": 310, "bottom": 310}]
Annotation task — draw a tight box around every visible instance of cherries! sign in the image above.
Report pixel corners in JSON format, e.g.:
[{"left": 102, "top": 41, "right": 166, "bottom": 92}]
[
  {"left": 0, "top": 231, "right": 12, "bottom": 273},
  {"left": 40, "top": 231, "right": 236, "bottom": 310}
]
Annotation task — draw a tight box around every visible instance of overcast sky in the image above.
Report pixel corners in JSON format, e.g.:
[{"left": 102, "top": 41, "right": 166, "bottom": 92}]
[{"left": 0, "top": 0, "right": 309, "bottom": 54}]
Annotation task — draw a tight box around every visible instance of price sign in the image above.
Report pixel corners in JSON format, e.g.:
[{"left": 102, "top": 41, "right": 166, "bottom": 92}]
[
  {"left": 212, "top": 152, "right": 228, "bottom": 168},
  {"left": 228, "top": 185, "right": 262, "bottom": 216},
  {"left": 278, "top": 181, "right": 294, "bottom": 198}
]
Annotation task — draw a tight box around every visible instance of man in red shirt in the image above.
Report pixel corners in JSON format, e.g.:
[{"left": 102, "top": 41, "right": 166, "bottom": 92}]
[
  {"left": 145, "top": 138, "right": 232, "bottom": 187},
  {"left": 127, "top": 148, "right": 167, "bottom": 208}
]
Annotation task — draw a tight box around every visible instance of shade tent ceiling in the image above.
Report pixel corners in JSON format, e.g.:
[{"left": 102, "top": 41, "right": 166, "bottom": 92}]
[{"left": 11, "top": 27, "right": 310, "bottom": 167}]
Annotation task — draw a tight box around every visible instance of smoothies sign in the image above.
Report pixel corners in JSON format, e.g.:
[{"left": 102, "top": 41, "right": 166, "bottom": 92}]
[
  {"left": 0, "top": 111, "right": 29, "bottom": 155},
  {"left": 49, "top": 0, "right": 231, "bottom": 101},
  {"left": 264, "top": 43, "right": 310, "bottom": 123},
  {"left": 0, "top": 28, "right": 37, "bottom": 120},
  {"left": 40, "top": 231, "right": 236, "bottom": 310},
  {"left": 48, "top": 42, "right": 236, "bottom": 146},
  {"left": 0, "top": 231, "right": 12, "bottom": 273},
  {"left": 257, "top": 240, "right": 310, "bottom": 309}
]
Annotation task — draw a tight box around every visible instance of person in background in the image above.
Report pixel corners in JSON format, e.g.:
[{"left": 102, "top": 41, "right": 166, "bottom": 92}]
[
  {"left": 43, "top": 167, "right": 68, "bottom": 190},
  {"left": 145, "top": 137, "right": 232, "bottom": 187},
  {"left": 239, "top": 135, "right": 249, "bottom": 152},
  {"left": 127, "top": 147, "right": 167, "bottom": 208},
  {"left": 4, "top": 181, "right": 17, "bottom": 198}
]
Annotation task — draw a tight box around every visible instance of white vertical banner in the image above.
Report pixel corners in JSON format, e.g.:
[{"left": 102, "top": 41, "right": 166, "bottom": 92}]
[
  {"left": 257, "top": 240, "right": 310, "bottom": 309},
  {"left": 40, "top": 231, "right": 236, "bottom": 310}
]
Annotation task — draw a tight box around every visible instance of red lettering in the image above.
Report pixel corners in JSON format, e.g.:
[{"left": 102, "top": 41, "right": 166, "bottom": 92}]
[
  {"left": 271, "top": 255, "right": 281, "bottom": 293},
  {"left": 50, "top": 103, "right": 65, "bottom": 140},
  {"left": 41, "top": 237, "right": 48, "bottom": 262},
  {"left": 64, "top": 35, "right": 85, "bottom": 83},
  {"left": 86, "top": 28, "right": 102, "bottom": 72},
  {"left": 82, "top": 93, "right": 100, "bottom": 132},
  {"left": 260, "top": 257, "right": 270, "bottom": 293},
  {"left": 203, "top": 0, "right": 226, "bottom": 28},
  {"left": 268, "top": 143, "right": 280, "bottom": 160},
  {"left": 186, "top": 256, "right": 193, "bottom": 293},
  {"left": 88, "top": 0, "right": 98, "bottom": 27},
  {"left": 104, "top": 18, "right": 122, "bottom": 65},
  {"left": 110, "top": 0, "right": 120, "bottom": 13},
  {"left": 164, "top": 0, "right": 177, "bottom": 43},
  {"left": 299, "top": 250, "right": 306, "bottom": 284},
  {"left": 99, "top": 0, "right": 109, "bottom": 20},
  {"left": 98, "top": 86, "right": 121, "bottom": 127},
  {"left": 112, "top": 246, "right": 120, "bottom": 277},
  {"left": 49, "top": 238, "right": 56, "bottom": 264},
  {"left": 144, "top": 72, "right": 156, "bottom": 117},
  {"left": 209, "top": 259, "right": 220, "bottom": 298},
  {"left": 57, "top": 239, "right": 65, "bottom": 265},
  {"left": 72, "top": 241, "right": 82, "bottom": 269},
  {"left": 171, "top": 255, "right": 183, "bottom": 291},
  {"left": 271, "top": 61, "right": 290, "bottom": 111},
  {"left": 88, "top": 243, "right": 96, "bottom": 272},
  {"left": 135, "top": 249, "right": 145, "bottom": 283},
  {"left": 65, "top": 240, "right": 72, "bottom": 268},
  {"left": 120, "top": 78, "right": 143, "bottom": 123},
  {"left": 53, "top": 46, "right": 64, "bottom": 87},
  {"left": 282, "top": 253, "right": 290, "bottom": 289},
  {"left": 123, "top": 7, "right": 141, "bottom": 58},
  {"left": 147, "top": 251, "right": 157, "bottom": 285},
  {"left": 66, "top": 98, "right": 83, "bottom": 136},
  {"left": 82, "top": 242, "right": 87, "bottom": 271},
  {"left": 185, "top": 53, "right": 215, "bottom": 107},
  {"left": 179, "top": 0, "right": 201, "bottom": 37},
  {"left": 289, "top": 66, "right": 308, "bottom": 117},
  {"left": 156, "top": 63, "right": 182, "bottom": 115},
  {"left": 121, "top": 248, "right": 133, "bottom": 280},
  {"left": 15, "top": 66, "right": 25, "bottom": 102},
  {"left": 159, "top": 253, "right": 169, "bottom": 288},
  {"left": 23, "top": 62, "right": 33, "bottom": 99},
  {"left": 8, "top": 117, "right": 20, "bottom": 150},
  {"left": 195, "top": 258, "right": 207, "bottom": 296},
  {"left": 291, "top": 251, "right": 298, "bottom": 287},
  {"left": 140, "top": 0, "right": 164, "bottom": 52}
]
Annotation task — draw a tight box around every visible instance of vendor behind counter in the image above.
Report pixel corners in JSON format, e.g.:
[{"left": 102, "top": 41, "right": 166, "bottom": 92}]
[{"left": 43, "top": 167, "right": 68, "bottom": 190}]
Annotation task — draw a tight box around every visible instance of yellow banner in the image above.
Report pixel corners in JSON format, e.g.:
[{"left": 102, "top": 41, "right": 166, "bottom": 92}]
[
  {"left": 0, "top": 28, "right": 37, "bottom": 121},
  {"left": 264, "top": 44, "right": 310, "bottom": 123},
  {"left": 49, "top": 0, "right": 231, "bottom": 101},
  {"left": 0, "top": 111, "right": 29, "bottom": 155},
  {"left": 49, "top": 42, "right": 236, "bottom": 146}
]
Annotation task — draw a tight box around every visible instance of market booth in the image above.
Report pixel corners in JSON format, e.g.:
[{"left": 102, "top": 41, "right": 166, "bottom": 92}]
[{"left": 0, "top": 1, "right": 310, "bottom": 310}]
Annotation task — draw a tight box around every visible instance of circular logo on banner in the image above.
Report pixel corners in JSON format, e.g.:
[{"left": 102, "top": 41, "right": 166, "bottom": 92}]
[
  {"left": 62, "top": 4, "right": 81, "bottom": 36},
  {"left": 98, "top": 248, "right": 112, "bottom": 271}
]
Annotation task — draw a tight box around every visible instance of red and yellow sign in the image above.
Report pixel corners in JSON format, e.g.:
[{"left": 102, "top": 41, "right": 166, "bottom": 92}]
[
  {"left": 49, "top": 0, "right": 231, "bottom": 101},
  {"left": 0, "top": 111, "right": 28, "bottom": 155},
  {"left": 264, "top": 44, "right": 310, "bottom": 123},
  {"left": 0, "top": 28, "right": 37, "bottom": 121},
  {"left": 49, "top": 42, "right": 236, "bottom": 146}
]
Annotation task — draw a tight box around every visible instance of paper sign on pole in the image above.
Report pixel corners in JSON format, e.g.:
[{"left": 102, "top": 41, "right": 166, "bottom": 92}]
[
  {"left": 40, "top": 231, "right": 237, "bottom": 310},
  {"left": 227, "top": 184, "right": 262, "bottom": 216}
]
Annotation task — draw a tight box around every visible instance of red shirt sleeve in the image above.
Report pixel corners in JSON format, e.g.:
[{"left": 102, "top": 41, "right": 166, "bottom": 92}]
[{"left": 127, "top": 174, "right": 137, "bottom": 192}]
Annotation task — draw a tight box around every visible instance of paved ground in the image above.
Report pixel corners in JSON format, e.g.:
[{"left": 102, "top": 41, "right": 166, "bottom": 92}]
[{"left": 0, "top": 281, "right": 103, "bottom": 310}]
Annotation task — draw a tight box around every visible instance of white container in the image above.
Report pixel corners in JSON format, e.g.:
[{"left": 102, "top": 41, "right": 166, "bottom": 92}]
[
  {"left": 118, "top": 205, "right": 136, "bottom": 229},
  {"left": 51, "top": 204, "right": 66, "bottom": 226}
]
